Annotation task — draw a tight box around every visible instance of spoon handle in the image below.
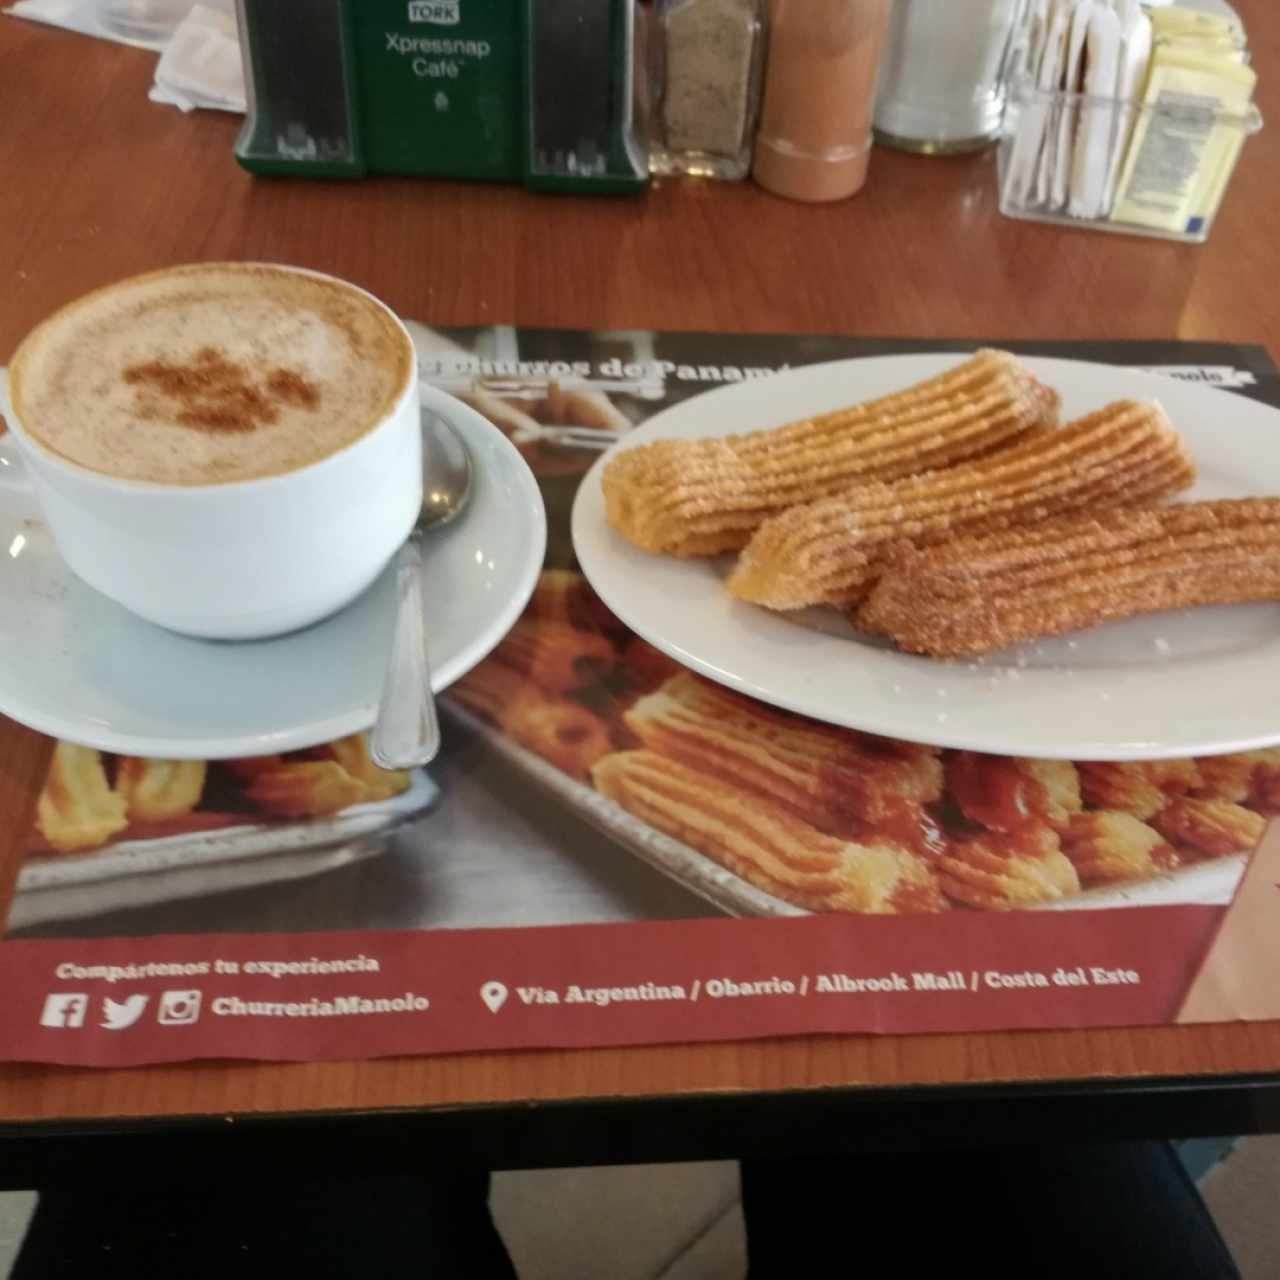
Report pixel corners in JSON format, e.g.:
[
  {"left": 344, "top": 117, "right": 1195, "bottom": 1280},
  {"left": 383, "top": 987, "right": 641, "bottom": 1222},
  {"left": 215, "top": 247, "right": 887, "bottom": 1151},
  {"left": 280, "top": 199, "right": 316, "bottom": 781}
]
[{"left": 370, "top": 537, "right": 441, "bottom": 770}]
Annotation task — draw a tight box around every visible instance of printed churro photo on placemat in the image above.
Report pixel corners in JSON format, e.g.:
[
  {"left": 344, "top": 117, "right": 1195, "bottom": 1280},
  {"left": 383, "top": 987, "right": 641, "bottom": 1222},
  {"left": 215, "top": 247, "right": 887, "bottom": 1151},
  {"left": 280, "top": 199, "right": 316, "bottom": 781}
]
[
  {"left": 447, "top": 568, "right": 1273, "bottom": 920},
  {"left": 14, "top": 736, "right": 436, "bottom": 932}
]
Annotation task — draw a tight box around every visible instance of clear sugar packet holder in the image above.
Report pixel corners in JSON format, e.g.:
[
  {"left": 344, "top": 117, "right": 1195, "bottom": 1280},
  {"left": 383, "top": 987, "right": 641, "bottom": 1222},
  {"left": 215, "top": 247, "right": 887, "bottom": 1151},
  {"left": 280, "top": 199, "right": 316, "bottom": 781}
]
[{"left": 998, "top": 79, "right": 1263, "bottom": 244}]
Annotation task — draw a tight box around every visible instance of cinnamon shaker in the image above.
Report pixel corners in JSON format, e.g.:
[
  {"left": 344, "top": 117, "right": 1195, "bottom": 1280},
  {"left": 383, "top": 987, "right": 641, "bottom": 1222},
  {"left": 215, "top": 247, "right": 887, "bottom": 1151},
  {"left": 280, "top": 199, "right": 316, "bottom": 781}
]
[{"left": 752, "top": 0, "right": 892, "bottom": 202}]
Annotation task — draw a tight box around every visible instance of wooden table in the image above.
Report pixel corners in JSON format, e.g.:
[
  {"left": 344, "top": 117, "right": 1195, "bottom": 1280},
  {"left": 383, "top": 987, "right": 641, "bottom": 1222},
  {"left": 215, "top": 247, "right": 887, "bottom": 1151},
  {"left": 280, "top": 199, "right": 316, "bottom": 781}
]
[{"left": 2, "top": 6, "right": 1280, "bottom": 1179}]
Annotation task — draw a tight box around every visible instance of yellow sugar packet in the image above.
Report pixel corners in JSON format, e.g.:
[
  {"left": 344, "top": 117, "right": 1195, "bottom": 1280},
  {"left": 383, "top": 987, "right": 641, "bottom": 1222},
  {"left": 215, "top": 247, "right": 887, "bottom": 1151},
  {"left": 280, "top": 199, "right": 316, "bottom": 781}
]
[{"left": 1110, "top": 47, "right": 1255, "bottom": 235}]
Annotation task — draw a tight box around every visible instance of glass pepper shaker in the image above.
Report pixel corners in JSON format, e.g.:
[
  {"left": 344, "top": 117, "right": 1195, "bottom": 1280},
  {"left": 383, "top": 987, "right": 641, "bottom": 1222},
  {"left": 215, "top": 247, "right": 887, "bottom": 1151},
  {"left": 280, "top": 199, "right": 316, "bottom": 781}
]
[{"left": 651, "top": 0, "right": 769, "bottom": 180}]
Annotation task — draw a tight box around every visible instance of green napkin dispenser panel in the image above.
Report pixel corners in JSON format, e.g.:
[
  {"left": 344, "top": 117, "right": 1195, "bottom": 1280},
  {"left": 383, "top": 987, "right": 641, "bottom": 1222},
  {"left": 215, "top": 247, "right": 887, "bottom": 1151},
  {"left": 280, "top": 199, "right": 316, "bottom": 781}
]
[{"left": 234, "top": 0, "right": 648, "bottom": 194}]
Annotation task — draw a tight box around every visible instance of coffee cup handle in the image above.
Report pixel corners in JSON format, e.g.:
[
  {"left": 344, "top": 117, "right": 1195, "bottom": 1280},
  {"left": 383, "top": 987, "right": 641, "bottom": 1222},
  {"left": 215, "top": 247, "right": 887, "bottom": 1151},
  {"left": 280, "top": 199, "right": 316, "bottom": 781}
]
[{"left": 0, "top": 368, "right": 31, "bottom": 491}]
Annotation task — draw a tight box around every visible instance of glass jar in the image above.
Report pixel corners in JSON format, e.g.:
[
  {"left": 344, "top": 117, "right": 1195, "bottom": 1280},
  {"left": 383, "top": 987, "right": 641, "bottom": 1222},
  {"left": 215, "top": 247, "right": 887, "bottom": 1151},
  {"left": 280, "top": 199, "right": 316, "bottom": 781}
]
[
  {"left": 873, "top": 0, "right": 1023, "bottom": 154},
  {"left": 650, "top": 0, "right": 769, "bottom": 180}
]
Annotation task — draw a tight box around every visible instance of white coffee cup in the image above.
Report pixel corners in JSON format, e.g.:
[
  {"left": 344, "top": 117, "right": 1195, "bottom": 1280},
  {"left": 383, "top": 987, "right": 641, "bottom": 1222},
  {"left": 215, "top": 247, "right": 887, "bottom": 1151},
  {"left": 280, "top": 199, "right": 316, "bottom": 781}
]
[{"left": 0, "top": 266, "right": 441, "bottom": 641}]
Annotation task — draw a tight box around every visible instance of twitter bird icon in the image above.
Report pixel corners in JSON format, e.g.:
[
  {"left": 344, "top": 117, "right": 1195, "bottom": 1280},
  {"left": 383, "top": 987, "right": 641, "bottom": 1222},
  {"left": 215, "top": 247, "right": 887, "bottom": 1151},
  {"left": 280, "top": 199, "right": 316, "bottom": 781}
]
[{"left": 101, "top": 995, "right": 149, "bottom": 1030}]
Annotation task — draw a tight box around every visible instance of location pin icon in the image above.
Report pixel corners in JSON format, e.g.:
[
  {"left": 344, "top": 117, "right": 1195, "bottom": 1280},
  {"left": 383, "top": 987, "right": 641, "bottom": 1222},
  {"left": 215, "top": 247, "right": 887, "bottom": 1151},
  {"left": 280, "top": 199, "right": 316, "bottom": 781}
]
[{"left": 480, "top": 981, "right": 508, "bottom": 1014}]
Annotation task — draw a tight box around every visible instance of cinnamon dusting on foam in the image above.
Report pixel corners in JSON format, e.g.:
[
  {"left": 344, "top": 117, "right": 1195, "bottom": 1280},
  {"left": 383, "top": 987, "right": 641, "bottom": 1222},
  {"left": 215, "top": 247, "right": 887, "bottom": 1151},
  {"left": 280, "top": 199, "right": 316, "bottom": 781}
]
[{"left": 123, "top": 347, "right": 320, "bottom": 433}]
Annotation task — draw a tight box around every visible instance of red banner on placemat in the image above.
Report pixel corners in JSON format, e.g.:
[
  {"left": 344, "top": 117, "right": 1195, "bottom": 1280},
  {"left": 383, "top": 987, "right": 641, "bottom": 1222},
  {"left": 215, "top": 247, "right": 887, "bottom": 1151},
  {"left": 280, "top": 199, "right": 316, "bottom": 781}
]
[{"left": 0, "top": 906, "right": 1226, "bottom": 1066}]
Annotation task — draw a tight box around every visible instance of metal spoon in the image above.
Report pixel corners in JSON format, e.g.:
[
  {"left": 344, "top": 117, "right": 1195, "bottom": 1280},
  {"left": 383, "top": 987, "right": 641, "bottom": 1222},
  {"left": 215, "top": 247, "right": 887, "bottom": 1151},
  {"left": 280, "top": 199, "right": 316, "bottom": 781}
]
[{"left": 370, "top": 410, "right": 473, "bottom": 770}]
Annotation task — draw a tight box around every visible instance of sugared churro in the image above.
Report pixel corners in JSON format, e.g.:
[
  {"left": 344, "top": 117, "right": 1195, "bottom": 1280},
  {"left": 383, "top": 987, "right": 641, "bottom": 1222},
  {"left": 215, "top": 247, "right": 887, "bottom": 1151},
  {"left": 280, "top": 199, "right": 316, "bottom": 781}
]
[
  {"left": 592, "top": 750, "right": 947, "bottom": 913},
  {"left": 623, "top": 672, "right": 942, "bottom": 849},
  {"left": 731, "top": 400, "right": 1194, "bottom": 609},
  {"left": 604, "top": 349, "right": 1058, "bottom": 557},
  {"left": 859, "top": 498, "right": 1280, "bottom": 658}
]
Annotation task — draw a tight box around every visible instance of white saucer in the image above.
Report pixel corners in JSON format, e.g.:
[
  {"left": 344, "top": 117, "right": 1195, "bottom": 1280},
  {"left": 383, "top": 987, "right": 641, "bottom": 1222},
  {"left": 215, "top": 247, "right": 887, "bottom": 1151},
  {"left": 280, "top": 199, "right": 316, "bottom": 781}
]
[
  {"left": 573, "top": 354, "right": 1280, "bottom": 761},
  {"left": 0, "top": 402, "right": 545, "bottom": 758}
]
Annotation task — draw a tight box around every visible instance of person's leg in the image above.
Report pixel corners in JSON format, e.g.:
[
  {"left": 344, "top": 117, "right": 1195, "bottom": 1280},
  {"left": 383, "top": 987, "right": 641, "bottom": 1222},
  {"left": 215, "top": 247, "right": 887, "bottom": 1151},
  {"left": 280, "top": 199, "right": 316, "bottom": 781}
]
[
  {"left": 12, "top": 1169, "right": 517, "bottom": 1279},
  {"left": 741, "top": 1142, "right": 1239, "bottom": 1279}
]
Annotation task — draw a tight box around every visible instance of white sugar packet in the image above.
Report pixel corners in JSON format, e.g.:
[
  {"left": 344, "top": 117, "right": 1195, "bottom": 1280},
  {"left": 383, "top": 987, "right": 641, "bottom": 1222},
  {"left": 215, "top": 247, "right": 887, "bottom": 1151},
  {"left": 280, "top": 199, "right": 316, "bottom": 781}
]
[
  {"left": 1005, "top": 0, "right": 1051, "bottom": 205},
  {"left": 1101, "top": 0, "right": 1153, "bottom": 214},
  {"left": 1051, "top": 0, "right": 1096, "bottom": 211},
  {"left": 1033, "top": 0, "right": 1073, "bottom": 206},
  {"left": 1069, "top": 3, "right": 1122, "bottom": 218}
]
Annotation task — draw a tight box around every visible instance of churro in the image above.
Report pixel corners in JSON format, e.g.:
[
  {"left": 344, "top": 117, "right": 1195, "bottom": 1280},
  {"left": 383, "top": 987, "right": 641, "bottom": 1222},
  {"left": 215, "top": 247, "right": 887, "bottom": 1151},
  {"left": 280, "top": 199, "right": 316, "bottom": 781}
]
[
  {"left": 615, "top": 636, "right": 685, "bottom": 695},
  {"left": 322, "top": 735, "right": 412, "bottom": 803},
  {"left": 945, "top": 753, "right": 1082, "bottom": 833},
  {"left": 240, "top": 761, "right": 368, "bottom": 819},
  {"left": 35, "top": 744, "right": 129, "bottom": 854},
  {"left": 492, "top": 617, "right": 617, "bottom": 697},
  {"left": 732, "top": 400, "right": 1194, "bottom": 609},
  {"left": 1195, "top": 750, "right": 1280, "bottom": 811},
  {"left": 592, "top": 750, "right": 947, "bottom": 914},
  {"left": 450, "top": 658, "right": 613, "bottom": 780},
  {"left": 1151, "top": 797, "right": 1265, "bottom": 859},
  {"left": 623, "top": 672, "right": 942, "bottom": 850},
  {"left": 1077, "top": 760, "right": 1201, "bottom": 821},
  {"left": 604, "top": 349, "right": 1058, "bottom": 557},
  {"left": 859, "top": 498, "right": 1279, "bottom": 657},
  {"left": 937, "top": 826, "right": 1081, "bottom": 910},
  {"left": 1060, "top": 811, "right": 1180, "bottom": 884},
  {"left": 1245, "top": 752, "right": 1280, "bottom": 813},
  {"left": 115, "top": 757, "right": 207, "bottom": 822},
  {"left": 523, "top": 569, "right": 627, "bottom": 637}
]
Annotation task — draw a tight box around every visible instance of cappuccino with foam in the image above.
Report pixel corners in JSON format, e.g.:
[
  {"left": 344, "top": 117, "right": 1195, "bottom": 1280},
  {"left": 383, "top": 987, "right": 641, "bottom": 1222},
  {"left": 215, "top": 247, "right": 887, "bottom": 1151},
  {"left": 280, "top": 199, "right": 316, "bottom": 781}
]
[{"left": 9, "top": 263, "right": 413, "bottom": 486}]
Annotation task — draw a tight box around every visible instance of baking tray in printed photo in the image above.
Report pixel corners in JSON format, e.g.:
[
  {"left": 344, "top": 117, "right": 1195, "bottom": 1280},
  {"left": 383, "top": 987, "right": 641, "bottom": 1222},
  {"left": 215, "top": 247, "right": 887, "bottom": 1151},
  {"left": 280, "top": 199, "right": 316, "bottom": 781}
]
[
  {"left": 444, "top": 704, "right": 1247, "bottom": 919},
  {"left": 10, "top": 773, "right": 438, "bottom": 930},
  {"left": 444, "top": 702, "right": 806, "bottom": 919}
]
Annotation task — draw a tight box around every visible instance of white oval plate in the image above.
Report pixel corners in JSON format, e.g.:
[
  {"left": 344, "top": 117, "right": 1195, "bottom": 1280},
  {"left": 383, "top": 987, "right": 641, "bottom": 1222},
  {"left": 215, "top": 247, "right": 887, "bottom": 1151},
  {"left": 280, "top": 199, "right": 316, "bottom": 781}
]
[
  {"left": 573, "top": 354, "right": 1280, "bottom": 761},
  {"left": 0, "top": 401, "right": 545, "bottom": 758}
]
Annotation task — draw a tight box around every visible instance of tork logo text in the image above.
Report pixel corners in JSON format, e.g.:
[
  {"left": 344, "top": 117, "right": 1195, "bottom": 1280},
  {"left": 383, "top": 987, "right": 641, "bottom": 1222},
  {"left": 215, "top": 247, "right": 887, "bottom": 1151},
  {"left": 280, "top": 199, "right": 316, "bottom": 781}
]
[{"left": 409, "top": 0, "right": 460, "bottom": 23}]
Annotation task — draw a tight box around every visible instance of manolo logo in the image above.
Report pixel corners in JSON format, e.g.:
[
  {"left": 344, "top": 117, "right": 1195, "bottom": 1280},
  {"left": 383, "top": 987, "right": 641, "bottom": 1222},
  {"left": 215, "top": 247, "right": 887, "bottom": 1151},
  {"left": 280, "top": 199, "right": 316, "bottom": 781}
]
[{"left": 409, "top": 0, "right": 459, "bottom": 22}]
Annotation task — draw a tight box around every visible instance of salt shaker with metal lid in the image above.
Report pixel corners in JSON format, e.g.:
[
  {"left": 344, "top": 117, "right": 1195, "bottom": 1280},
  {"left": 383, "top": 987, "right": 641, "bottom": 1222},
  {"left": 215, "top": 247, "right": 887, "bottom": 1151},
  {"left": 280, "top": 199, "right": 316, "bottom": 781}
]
[{"left": 650, "top": 0, "right": 769, "bottom": 180}]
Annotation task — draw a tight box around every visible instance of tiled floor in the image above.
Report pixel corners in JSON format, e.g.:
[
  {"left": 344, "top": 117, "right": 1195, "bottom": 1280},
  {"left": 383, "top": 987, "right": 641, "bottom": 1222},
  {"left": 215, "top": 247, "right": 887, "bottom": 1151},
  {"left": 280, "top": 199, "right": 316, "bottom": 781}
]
[
  {"left": 0, "top": 1140, "right": 1273, "bottom": 1277},
  {"left": 1204, "top": 1138, "right": 1280, "bottom": 1279},
  {"left": 0, "top": 1195, "right": 33, "bottom": 1278},
  {"left": 491, "top": 1163, "right": 743, "bottom": 1279}
]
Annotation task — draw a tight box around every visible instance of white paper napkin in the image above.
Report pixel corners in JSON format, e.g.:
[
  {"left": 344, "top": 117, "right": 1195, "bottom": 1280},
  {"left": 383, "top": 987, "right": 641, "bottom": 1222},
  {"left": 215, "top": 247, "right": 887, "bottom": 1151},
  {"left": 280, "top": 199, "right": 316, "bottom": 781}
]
[
  {"left": 6, "top": 0, "right": 244, "bottom": 112},
  {"left": 149, "top": 2, "right": 244, "bottom": 113},
  {"left": 4, "top": 0, "right": 165, "bottom": 49}
]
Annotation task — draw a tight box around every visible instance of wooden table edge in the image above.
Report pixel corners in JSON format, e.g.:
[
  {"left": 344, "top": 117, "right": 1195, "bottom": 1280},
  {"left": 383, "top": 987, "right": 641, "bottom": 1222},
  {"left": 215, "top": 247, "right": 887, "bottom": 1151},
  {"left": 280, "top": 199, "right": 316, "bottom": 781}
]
[{"left": 1, "top": 1067, "right": 1279, "bottom": 1184}]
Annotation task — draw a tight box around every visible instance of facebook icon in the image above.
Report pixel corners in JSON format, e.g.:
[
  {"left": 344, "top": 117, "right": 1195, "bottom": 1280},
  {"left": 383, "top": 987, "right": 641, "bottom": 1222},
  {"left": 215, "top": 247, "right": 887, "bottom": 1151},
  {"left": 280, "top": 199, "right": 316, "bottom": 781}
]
[{"left": 40, "top": 993, "right": 89, "bottom": 1029}]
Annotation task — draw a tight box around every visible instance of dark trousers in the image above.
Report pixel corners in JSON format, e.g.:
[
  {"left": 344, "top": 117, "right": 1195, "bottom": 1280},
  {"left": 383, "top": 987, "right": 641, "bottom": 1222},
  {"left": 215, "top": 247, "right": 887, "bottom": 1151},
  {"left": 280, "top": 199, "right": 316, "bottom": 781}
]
[
  {"left": 12, "top": 1170, "right": 518, "bottom": 1279},
  {"left": 14, "top": 1142, "right": 1239, "bottom": 1278},
  {"left": 742, "top": 1142, "right": 1240, "bottom": 1279}
]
